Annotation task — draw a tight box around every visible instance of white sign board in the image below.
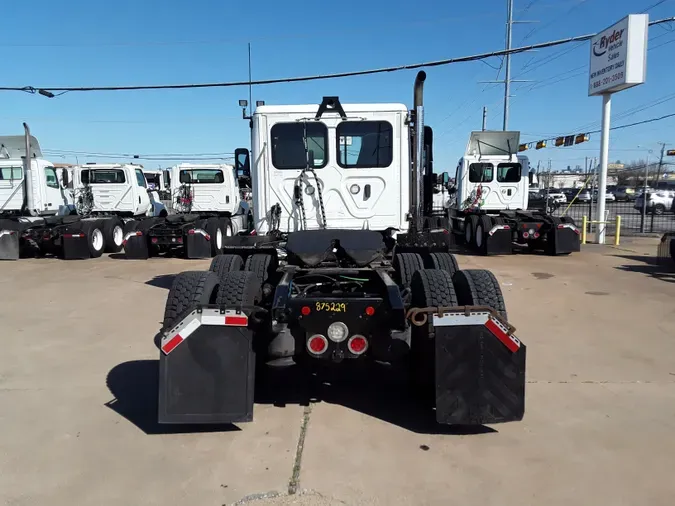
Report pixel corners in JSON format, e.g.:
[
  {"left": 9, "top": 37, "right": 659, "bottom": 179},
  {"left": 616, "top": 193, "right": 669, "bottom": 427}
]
[{"left": 588, "top": 14, "right": 648, "bottom": 96}]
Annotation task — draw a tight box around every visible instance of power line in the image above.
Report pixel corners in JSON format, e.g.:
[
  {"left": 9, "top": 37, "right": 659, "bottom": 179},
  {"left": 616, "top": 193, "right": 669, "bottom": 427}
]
[{"left": 2, "top": 18, "right": 672, "bottom": 94}]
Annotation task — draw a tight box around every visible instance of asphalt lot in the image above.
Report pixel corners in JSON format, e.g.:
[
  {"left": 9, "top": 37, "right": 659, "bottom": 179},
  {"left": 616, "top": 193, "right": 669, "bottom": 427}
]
[{"left": 1, "top": 240, "right": 675, "bottom": 506}]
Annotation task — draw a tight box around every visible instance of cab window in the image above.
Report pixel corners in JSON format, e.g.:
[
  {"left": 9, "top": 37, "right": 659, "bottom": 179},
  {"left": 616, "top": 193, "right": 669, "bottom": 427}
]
[
  {"left": 497, "top": 163, "right": 521, "bottom": 183},
  {"left": 0, "top": 166, "right": 23, "bottom": 180},
  {"left": 84, "top": 169, "right": 126, "bottom": 184},
  {"left": 45, "top": 166, "right": 60, "bottom": 189},
  {"left": 179, "top": 169, "right": 225, "bottom": 184},
  {"left": 135, "top": 169, "right": 147, "bottom": 188},
  {"left": 469, "top": 163, "right": 493, "bottom": 183},
  {"left": 271, "top": 122, "right": 328, "bottom": 170},
  {"left": 336, "top": 121, "right": 393, "bottom": 168}
]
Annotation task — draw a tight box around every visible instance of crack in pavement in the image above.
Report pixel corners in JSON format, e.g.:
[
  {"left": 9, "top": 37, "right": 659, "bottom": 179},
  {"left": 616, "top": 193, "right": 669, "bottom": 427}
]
[{"left": 288, "top": 404, "right": 313, "bottom": 495}]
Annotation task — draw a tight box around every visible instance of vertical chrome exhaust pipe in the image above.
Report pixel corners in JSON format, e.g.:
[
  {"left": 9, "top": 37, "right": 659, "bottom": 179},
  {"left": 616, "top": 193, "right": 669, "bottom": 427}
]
[{"left": 411, "top": 71, "right": 426, "bottom": 233}]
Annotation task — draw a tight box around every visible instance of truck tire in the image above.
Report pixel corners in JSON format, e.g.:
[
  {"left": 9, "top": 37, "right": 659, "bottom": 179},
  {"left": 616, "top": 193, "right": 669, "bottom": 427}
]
[
  {"left": 103, "top": 217, "right": 124, "bottom": 253},
  {"left": 474, "top": 215, "right": 493, "bottom": 254},
  {"left": 393, "top": 252, "right": 424, "bottom": 288},
  {"left": 205, "top": 217, "right": 223, "bottom": 256},
  {"left": 215, "top": 271, "right": 262, "bottom": 307},
  {"left": 409, "top": 269, "right": 458, "bottom": 391},
  {"left": 452, "top": 269, "right": 507, "bottom": 320},
  {"left": 163, "top": 271, "right": 220, "bottom": 330},
  {"left": 210, "top": 254, "right": 244, "bottom": 279},
  {"left": 427, "top": 252, "right": 459, "bottom": 276},
  {"left": 220, "top": 217, "right": 234, "bottom": 238},
  {"left": 80, "top": 221, "right": 105, "bottom": 258},
  {"left": 245, "top": 254, "right": 273, "bottom": 285},
  {"left": 465, "top": 214, "right": 479, "bottom": 248}
]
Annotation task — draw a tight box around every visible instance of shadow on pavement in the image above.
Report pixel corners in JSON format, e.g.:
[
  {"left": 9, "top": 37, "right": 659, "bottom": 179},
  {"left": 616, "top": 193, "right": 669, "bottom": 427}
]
[
  {"left": 613, "top": 254, "right": 675, "bottom": 283},
  {"left": 107, "top": 359, "right": 497, "bottom": 436},
  {"left": 146, "top": 274, "right": 177, "bottom": 290},
  {"left": 105, "top": 360, "right": 240, "bottom": 435}
]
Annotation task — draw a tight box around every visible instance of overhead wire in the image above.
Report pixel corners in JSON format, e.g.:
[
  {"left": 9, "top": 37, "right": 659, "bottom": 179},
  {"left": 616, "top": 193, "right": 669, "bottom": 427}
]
[{"left": 1, "top": 17, "right": 672, "bottom": 94}]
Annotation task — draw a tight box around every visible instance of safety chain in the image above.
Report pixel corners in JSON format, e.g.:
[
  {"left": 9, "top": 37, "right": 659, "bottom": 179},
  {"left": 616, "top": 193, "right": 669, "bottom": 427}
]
[
  {"left": 269, "top": 203, "right": 282, "bottom": 232},
  {"left": 406, "top": 305, "right": 516, "bottom": 333}
]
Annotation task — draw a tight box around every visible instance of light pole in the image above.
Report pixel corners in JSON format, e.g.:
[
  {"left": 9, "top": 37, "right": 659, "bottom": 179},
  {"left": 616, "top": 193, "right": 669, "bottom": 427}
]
[{"left": 637, "top": 145, "right": 653, "bottom": 233}]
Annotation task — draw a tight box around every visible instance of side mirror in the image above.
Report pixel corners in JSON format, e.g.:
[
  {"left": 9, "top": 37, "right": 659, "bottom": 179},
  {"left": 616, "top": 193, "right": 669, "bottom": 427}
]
[
  {"left": 62, "top": 169, "right": 70, "bottom": 188},
  {"left": 440, "top": 172, "right": 450, "bottom": 185},
  {"left": 234, "top": 147, "right": 250, "bottom": 177},
  {"left": 81, "top": 170, "right": 89, "bottom": 185}
]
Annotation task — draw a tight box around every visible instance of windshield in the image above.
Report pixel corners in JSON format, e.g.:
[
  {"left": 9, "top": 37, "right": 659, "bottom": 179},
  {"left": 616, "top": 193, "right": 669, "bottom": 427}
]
[{"left": 179, "top": 169, "right": 225, "bottom": 184}]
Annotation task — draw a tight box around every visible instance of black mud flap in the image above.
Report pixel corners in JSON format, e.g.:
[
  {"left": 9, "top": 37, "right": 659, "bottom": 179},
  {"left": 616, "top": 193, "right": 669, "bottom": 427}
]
[
  {"left": 61, "top": 226, "right": 91, "bottom": 260},
  {"left": 186, "top": 232, "right": 212, "bottom": 259},
  {"left": 0, "top": 230, "right": 19, "bottom": 260},
  {"left": 548, "top": 224, "right": 581, "bottom": 255},
  {"left": 485, "top": 228, "right": 513, "bottom": 255},
  {"left": 158, "top": 307, "right": 255, "bottom": 424},
  {"left": 433, "top": 311, "right": 526, "bottom": 425},
  {"left": 123, "top": 234, "right": 149, "bottom": 259}
]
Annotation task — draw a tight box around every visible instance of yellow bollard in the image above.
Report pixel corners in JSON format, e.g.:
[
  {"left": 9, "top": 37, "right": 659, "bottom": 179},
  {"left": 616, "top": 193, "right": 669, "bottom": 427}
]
[
  {"left": 615, "top": 215, "right": 621, "bottom": 246},
  {"left": 581, "top": 215, "right": 588, "bottom": 244}
]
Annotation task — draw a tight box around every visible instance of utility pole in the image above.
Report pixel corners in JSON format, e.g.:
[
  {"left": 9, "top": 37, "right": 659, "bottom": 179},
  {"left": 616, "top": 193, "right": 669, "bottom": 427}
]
[
  {"left": 503, "top": 0, "right": 513, "bottom": 131},
  {"left": 482, "top": 106, "right": 488, "bottom": 131},
  {"left": 655, "top": 142, "right": 666, "bottom": 189}
]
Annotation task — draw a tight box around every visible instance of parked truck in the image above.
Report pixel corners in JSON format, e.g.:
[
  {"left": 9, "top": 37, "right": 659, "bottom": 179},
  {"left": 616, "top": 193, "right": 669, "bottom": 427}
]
[
  {"left": 155, "top": 72, "right": 526, "bottom": 429},
  {"left": 440, "top": 131, "right": 581, "bottom": 255},
  {"left": 0, "top": 125, "right": 166, "bottom": 260},
  {"left": 123, "top": 163, "right": 253, "bottom": 259}
]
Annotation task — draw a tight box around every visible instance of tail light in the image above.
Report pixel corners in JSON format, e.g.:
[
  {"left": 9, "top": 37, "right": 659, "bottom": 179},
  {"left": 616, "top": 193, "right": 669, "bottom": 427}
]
[
  {"left": 307, "top": 335, "right": 328, "bottom": 355},
  {"left": 348, "top": 335, "right": 368, "bottom": 355}
]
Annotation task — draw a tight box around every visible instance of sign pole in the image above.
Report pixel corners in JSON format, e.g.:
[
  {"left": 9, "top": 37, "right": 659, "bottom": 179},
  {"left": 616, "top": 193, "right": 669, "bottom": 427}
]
[{"left": 596, "top": 93, "right": 611, "bottom": 244}]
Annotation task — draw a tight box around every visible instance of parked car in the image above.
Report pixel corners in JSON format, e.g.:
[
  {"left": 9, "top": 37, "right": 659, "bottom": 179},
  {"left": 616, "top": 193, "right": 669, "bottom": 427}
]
[
  {"left": 593, "top": 189, "right": 616, "bottom": 202},
  {"left": 614, "top": 186, "right": 637, "bottom": 201},
  {"left": 544, "top": 188, "right": 567, "bottom": 204},
  {"left": 576, "top": 190, "right": 592, "bottom": 203},
  {"left": 528, "top": 190, "right": 559, "bottom": 214},
  {"left": 635, "top": 190, "right": 675, "bottom": 215}
]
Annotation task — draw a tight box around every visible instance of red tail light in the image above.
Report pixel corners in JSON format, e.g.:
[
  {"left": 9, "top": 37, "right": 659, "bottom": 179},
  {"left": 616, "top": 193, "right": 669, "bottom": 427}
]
[
  {"left": 348, "top": 335, "right": 368, "bottom": 355},
  {"left": 365, "top": 306, "right": 375, "bottom": 316},
  {"left": 151, "top": 237, "right": 158, "bottom": 244},
  {"left": 307, "top": 335, "right": 328, "bottom": 355},
  {"left": 301, "top": 306, "right": 311, "bottom": 316}
]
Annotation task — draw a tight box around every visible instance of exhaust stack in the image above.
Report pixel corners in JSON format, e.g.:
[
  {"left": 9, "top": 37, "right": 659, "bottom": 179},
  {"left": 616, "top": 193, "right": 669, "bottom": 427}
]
[
  {"left": 23, "top": 123, "right": 37, "bottom": 216},
  {"left": 411, "top": 71, "right": 426, "bottom": 233}
]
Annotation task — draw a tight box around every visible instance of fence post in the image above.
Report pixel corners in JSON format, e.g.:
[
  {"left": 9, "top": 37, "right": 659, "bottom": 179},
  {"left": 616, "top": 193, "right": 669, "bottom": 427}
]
[
  {"left": 582, "top": 215, "right": 588, "bottom": 244},
  {"left": 650, "top": 211, "right": 655, "bottom": 233},
  {"left": 615, "top": 215, "right": 621, "bottom": 246}
]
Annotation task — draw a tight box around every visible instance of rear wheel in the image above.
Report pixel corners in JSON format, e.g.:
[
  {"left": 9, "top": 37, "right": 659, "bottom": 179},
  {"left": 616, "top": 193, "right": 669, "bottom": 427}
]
[
  {"left": 452, "top": 269, "right": 507, "bottom": 320},
  {"left": 215, "top": 271, "right": 262, "bottom": 307},
  {"left": 244, "top": 254, "right": 274, "bottom": 285},
  {"left": 654, "top": 204, "right": 666, "bottom": 216},
  {"left": 475, "top": 215, "right": 493, "bottom": 254},
  {"left": 81, "top": 221, "right": 105, "bottom": 258},
  {"left": 205, "top": 217, "right": 222, "bottom": 256},
  {"left": 163, "top": 271, "right": 220, "bottom": 330},
  {"left": 393, "top": 252, "right": 424, "bottom": 289},
  {"left": 220, "top": 217, "right": 234, "bottom": 238},
  {"left": 103, "top": 217, "right": 124, "bottom": 253},
  {"left": 410, "top": 269, "right": 458, "bottom": 391},
  {"left": 427, "top": 252, "right": 459, "bottom": 276},
  {"left": 210, "top": 254, "right": 244, "bottom": 280},
  {"left": 465, "top": 214, "right": 479, "bottom": 248}
]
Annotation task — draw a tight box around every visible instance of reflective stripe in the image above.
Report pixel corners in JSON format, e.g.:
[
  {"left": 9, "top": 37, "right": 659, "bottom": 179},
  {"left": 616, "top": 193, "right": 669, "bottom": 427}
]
[
  {"left": 161, "top": 308, "right": 249, "bottom": 355},
  {"left": 432, "top": 311, "right": 521, "bottom": 353},
  {"left": 0, "top": 230, "right": 17, "bottom": 238},
  {"left": 488, "top": 224, "right": 510, "bottom": 236}
]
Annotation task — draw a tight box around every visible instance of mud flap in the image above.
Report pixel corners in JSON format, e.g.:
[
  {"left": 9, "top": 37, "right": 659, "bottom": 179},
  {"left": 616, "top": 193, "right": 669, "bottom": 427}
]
[
  {"left": 432, "top": 311, "right": 526, "bottom": 425},
  {"left": 0, "top": 230, "right": 20, "bottom": 260},
  {"left": 548, "top": 224, "right": 581, "bottom": 255},
  {"left": 485, "top": 228, "right": 512, "bottom": 255},
  {"left": 185, "top": 232, "right": 212, "bottom": 259},
  {"left": 123, "top": 233, "right": 150, "bottom": 260},
  {"left": 158, "top": 307, "right": 255, "bottom": 424},
  {"left": 60, "top": 225, "right": 92, "bottom": 260}
]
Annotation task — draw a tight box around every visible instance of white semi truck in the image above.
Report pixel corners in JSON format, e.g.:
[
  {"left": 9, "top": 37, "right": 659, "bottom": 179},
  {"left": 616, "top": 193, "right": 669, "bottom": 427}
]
[
  {"left": 122, "top": 163, "right": 253, "bottom": 259},
  {"left": 440, "top": 131, "right": 580, "bottom": 255},
  {"left": 0, "top": 125, "right": 166, "bottom": 260}
]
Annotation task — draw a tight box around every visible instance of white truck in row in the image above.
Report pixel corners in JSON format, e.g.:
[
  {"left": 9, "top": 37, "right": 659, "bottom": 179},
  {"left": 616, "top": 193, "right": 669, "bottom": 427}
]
[{"left": 0, "top": 125, "right": 168, "bottom": 260}]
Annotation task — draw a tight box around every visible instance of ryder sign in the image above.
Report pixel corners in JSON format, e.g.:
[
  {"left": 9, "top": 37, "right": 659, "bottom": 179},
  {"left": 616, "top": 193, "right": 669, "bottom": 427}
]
[{"left": 588, "top": 14, "right": 648, "bottom": 96}]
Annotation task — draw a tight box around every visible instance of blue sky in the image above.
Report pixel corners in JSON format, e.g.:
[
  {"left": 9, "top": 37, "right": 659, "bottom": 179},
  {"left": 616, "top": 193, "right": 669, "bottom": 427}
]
[{"left": 1, "top": 0, "right": 673, "bottom": 172}]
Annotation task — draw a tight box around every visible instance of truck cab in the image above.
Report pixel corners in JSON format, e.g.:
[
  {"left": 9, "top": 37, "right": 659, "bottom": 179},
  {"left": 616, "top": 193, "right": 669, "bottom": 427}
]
[
  {"left": 453, "top": 131, "right": 528, "bottom": 212},
  {"left": 170, "top": 163, "right": 246, "bottom": 216},
  {"left": 0, "top": 135, "right": 72, "bottom": 216},
  {"left": 242, "top": 100, "right": 411, "bottom": 235},
  {"left": 73, "top": 163, "right": 156, "bottom": 217}
]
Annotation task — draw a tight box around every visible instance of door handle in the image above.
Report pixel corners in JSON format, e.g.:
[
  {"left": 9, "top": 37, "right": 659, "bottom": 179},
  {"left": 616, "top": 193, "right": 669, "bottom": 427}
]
[
  {"left": 364, "top": 184, "right": 371, "bottom": 201},
  {"left": 138, "top": 196, "right": 141, "bottom": 204}
]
